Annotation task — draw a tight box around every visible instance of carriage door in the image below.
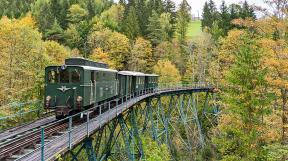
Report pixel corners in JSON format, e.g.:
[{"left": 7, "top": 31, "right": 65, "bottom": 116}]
[{"left": 91, "top": 71, "right": 96, "bottom": 104}]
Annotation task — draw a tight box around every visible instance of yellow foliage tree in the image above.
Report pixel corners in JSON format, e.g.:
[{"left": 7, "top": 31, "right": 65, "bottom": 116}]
[
  {"left": 153, "top": 60, "right": 181, "bottom": 84},
  {"left": 154, "top": 40, "right": 183, "bottom": 71},
  {"left": 129, "top": 37, "right": 153, "bottom": 73},
  {"left": 88, "top": 29, "right": 130, "bottom": 70},
  {"left": 231, "top": 8, "right": 288, "bottom": 143},
  {"left": 89, "top": 48, "right": 115, "bottom": 68},
  {"left": 0, "top": 15, "right": 47, "bottom": 104},
  {"left": 44, "top": 41, "right": 70, "bottom": 65}
]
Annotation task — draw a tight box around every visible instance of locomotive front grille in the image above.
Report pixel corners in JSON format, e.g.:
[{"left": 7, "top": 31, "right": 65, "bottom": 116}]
[{"left": 55, "top": 106, "right": 71, "bottom": 117}]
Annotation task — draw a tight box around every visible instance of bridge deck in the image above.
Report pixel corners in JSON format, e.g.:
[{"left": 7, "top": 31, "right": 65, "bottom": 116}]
[{"left": 18, "top": 86, "right": 213, "bottom": 161}]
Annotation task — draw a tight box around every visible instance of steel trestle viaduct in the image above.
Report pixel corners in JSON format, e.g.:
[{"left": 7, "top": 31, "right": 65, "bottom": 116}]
[{"left": 0, "top": 83, "right": 217, "bottom": 161}]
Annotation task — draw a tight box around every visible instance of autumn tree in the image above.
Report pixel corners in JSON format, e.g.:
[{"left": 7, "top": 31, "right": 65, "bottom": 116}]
[
  {"left": 154, "top": 40, "right": 183, "bottom": 73},
  {"left": 153, "top": 60, "right": 181, "bottom": 84},
  {"left": 129, "top": 37, "right": 154, "bottom": 72},
  {"left": 44, "top": 40, "right": 70, "bottom": 64},
  {"left": 231, "top": 0, "right": 288, "bottom": 145},
  {"left": 213, "top": 31, "right": 271, "bottom": 160},
  {"left": 0, "top": 15, "right": 47, "bottom": 104},
  {"left": 88, "top": 48, "right": 114, "bottom": 68},
  {"left": 88, "top": 29, "right": 130, "bottom": 70}
]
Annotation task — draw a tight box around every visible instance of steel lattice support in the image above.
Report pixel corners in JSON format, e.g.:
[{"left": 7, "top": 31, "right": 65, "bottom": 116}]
[{"left": 67, "top": 91, "right": 216, "bottom": 161}]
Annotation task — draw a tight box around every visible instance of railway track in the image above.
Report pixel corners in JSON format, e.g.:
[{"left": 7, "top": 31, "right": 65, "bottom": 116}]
[
  {"left": 0, "top": 121, "right": 66, "bottom": 160},
  {"left": 0, "top": 115, "right": 56, "bottom": 144},
  {"left": 0, "top": 102, "right": 112, "bottom": 161}
]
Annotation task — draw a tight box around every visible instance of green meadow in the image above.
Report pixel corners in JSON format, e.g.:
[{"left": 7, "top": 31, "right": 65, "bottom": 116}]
[{"left": 187, "top": 20, "right": 202, "bottom": 39}]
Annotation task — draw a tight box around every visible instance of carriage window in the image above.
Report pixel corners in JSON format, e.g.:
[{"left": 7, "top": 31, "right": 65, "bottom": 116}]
[
  {"left": 71, "top": 69, "right": 80, "bottom": 83},
  {"left": 60, "top": 70, "right": 69, "bottom": 83},
  {"left": 91, "top": 71, "right": 95, "bottom": 83},
  {"left": 48, "top": 70, "right": 58, "bottom": 83}
]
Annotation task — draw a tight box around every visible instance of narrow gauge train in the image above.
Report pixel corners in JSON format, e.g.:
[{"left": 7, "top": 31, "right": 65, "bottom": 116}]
[{"left": 44, "top": 57, "right": 158, "bottom": 119}]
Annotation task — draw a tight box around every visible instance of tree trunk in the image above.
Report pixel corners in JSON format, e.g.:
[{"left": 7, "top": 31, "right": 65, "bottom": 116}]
[{"left": 281, "top": 88, "right": 288, "bottom": 144}]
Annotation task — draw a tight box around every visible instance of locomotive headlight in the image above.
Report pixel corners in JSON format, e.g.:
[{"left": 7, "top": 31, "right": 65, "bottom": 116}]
[
  {"left": 76, "top": 96, "right": 83, "bottom": 102},
  {"left": 76, "top": 96, "right": 83, "bottom": 108},
  {"left": 45, "top": 96, "right": 52, "bottom": 107},
  {"left": 46, "top": 96, "right": 52, "bottom": 101}
]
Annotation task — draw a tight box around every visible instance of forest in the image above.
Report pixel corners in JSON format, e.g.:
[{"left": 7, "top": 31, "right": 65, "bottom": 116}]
[{"left": 0, "top": 0, "right": 288, "bottom": 160}]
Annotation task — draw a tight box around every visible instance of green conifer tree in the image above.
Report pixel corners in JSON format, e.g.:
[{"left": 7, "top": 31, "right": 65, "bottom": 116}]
[
  {"left": 135, "top": 0, "right": 149, "bottom": 36},
  {"left": 59, "top": 0, "right": 70, "bottom": 28},
  {"left": 87, "top": 0, "right": 96, "bottom": 18},
  {"left": 147, "top": 11, "right": 162, "bottom": 46},
  {"left": 240, "top": 0, "right": 256, "bottom": 19},
  {"left": 123, "top": 6, "right": 140, "bottom": 40},
  {"left": 201, "top": 2, "right": 211, "bottom": 29},
  {"left": 45, "top": 19, "right": 64, "bottom": 42},
  {"left": 163, "top": 0, "right": 176, "bottom": 38},
  {"left": 32, "top": 0, "right": 54, "bottom": 32},
  {"left": 219, "top": 0, "right": 230, "bottom": 35},
  {"left": 147, "top": 0, "right": 164, "bottom": 15},
  {"left": 175, "top": 0, "right": 191, "bottom": 45}
]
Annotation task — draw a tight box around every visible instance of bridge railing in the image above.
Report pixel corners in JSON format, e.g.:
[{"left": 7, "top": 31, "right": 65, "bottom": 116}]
[
  {"left": 158, "top": 82, "right": 212, "bottom": 90},
  {"left": 18, "top": 82, "right": 212, "bottom": 161},
  {"left": 0, "top": 100, "right": 52, "bottom": 131}
]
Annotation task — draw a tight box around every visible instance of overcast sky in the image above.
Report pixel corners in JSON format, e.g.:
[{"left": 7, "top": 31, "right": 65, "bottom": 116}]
[{"left": 172, "top": 0, "right": 269, "bottom": 17}]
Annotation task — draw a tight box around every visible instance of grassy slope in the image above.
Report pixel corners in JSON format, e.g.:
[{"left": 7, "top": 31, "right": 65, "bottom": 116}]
[{"left": 186, "top": 20, "right": 202, "bottom": 39}]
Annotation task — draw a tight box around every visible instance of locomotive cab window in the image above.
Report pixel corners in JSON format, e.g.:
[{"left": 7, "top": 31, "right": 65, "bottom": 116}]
[
  {"left": 48, "top": 70, "right": 58, "bottom": 83},
  {"left": 71, "top": 69, "right": 81, "bottom": 83},
  {"left": 60, "top": 70, "right": 69, "bottom": 83}
]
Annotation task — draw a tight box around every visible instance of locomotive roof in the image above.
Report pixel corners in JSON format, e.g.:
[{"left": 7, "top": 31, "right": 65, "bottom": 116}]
[
  {"left": 65, "top": 57, "right": 109, "bottom": 69},
  {"left": 75, "top": 65, "right": 118, "bottom": 72},
  {"left": 118, "top": 71, "right": 146, "bottom": 76},
  {"left": 144, "top": 74, "right": 159, "bottom": 77},
  {"left": 118, "top": 71, "right": 158, "bottom": 77},
  {"left": 46, "top": 65, "right": 118, "bottom": 73}
]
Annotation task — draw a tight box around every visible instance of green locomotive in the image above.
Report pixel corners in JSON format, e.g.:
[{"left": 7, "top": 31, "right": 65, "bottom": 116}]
[{"left": 44, "top": 57, "right": 158, "bottom": 119}]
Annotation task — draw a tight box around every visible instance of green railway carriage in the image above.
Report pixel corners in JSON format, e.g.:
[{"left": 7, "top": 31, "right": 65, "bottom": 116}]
[
  {"left": 118, "top": 71, "right": 133, "bottom": 97},
  {"left": 45, "top": 58, "right": 118, "bottom": 118},
  {"left": 144, "top": 74, "right": 159, "bottom": 89},
  {"left": 118, "top": 71, "right": 146, "bottom": 95},
  {"left": 132, "top": 72, "right": 146, "bottom": 94}
]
